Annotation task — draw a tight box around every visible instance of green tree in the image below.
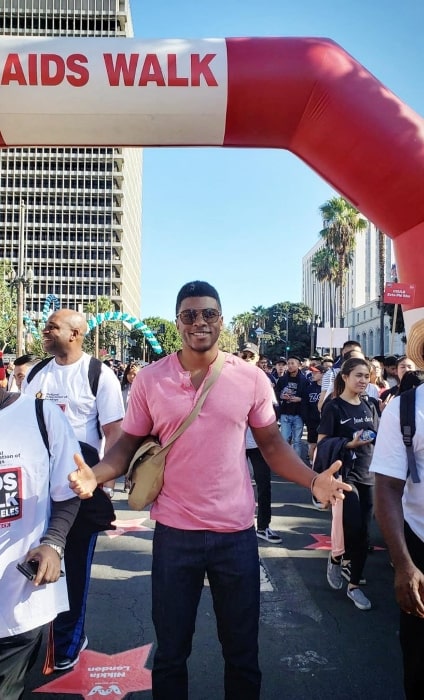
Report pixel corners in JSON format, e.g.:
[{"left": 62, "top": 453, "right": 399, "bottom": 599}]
[
  {"left": 319, "top": 196, "right": 367, "bottom": 326},
  {"left": 218, "top": 325, "right": 238, "bottom": 353},
  {"left": 130, "top": 317, "right": 181, "bottom": 362},
  {"left": 84, "top": 297, "right": 117, "bottom": 356},
  {"left": 230, "top": 311, "right": 256, "bottom": 347},
  {"left": 0, "top": 261, "right": 16, "bottom": 351}
]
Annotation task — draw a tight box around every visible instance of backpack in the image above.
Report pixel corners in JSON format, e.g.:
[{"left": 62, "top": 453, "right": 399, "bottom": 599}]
[
  {"left": 27, "top": 355, "right": 103, "bottom": 439},
  {"left": 399, "top": 388, "right": 420, "bottom": 483}
]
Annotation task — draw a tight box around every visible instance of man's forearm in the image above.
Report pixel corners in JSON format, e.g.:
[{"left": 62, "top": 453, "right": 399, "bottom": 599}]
[
  {"left": 260, "top": 439, "right": 315, "bottom": 489},
  {"left": 93, "top": 432, "right": 144, "bottom": 485}
]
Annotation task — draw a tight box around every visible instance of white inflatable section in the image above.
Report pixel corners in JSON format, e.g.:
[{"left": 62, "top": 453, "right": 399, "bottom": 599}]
[{"left": 0, "top": 37, "right": 228, "bottom": 145}]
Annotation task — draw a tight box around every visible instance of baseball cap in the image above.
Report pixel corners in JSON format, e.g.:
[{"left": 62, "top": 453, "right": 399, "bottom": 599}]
[
  {"left": 241, "top": 343, "right": 259, "bottom": 355},
  {"left": 275, "top": 356, "right": 287, "bottom": 363}
]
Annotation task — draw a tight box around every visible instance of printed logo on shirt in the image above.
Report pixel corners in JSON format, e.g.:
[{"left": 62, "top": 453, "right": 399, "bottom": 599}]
[
  {"left": 0, "top": 467, "right": 22, "bottom": 521},
  {"left": 340, "top": 418, "right": 351, "bottom": 424}
]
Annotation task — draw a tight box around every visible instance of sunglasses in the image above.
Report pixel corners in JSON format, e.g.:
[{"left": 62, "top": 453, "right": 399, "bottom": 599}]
[
  {"left": 177, "top": 308, "right": 221, "bottom": 325},
  {"left": 241, "top": 352, "right": 255, "bottom": 360}
]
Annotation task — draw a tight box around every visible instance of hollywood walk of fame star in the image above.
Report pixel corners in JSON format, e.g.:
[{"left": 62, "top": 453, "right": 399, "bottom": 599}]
[
  {"left": 104, "top": 517, "right": 152, "bottom": 539},
  {"left": 34, "top": 644, "right": 153, "bottom": 699}
]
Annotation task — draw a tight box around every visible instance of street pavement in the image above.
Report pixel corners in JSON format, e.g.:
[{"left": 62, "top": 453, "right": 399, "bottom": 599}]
[{"left": 24, "top": 469, "right": 404, "bottom": 700}]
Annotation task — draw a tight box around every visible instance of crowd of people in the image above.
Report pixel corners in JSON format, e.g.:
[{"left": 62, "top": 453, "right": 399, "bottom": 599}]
[{"left": 1, "top": 283, "right": 424, "bottom": 700}]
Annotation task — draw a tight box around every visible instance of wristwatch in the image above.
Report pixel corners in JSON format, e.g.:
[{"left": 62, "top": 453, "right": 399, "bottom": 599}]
[{"left": 42, "top": 542, "right": 64, "bottom": 559}]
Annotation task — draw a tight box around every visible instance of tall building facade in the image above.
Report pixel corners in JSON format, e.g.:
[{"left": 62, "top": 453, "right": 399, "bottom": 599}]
[
  {"left": 0, "top": 0, "right": 142, "bottom": 324},
  {"left": 302, "top": 222, "right": 405, "bottom": 355}
]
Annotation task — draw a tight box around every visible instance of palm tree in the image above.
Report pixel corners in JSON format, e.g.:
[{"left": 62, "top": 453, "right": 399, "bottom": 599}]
[
  {"left": 311, "top": 247, "right": 338, "bottom": 327},
  {"left": 230, "top": 311, "right": 255, "bottom": 346},
  {"left": 319, "top": 196, "right": 367, "bottom": 326}
]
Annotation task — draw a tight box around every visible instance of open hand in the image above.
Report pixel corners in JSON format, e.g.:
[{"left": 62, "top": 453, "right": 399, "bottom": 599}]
[
  {"left": 68, "top": 453, "right": 97, "bottom": 499},
  {"left": 312, "top": 461, "right": 352, "bottom": 507}
]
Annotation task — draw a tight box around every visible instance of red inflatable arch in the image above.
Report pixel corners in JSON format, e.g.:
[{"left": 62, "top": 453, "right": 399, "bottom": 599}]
[{"left": 1, "top": 36, "right": 423, "bottom": 331}]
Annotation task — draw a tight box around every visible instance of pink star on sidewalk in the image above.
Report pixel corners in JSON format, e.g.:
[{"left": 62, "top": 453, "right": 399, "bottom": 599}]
[
  {"left": 104, "top": 517, "right": 152, "bottom": 539},
  {"left": 305, "top": 533, "right": 332, "bottom": 550},
  {"left": 34, "top": 644, "right": 153, "bottom": 699}
]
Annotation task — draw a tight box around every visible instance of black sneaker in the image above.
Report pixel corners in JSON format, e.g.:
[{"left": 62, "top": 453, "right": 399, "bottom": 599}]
[
  {"left": 54, "top": 636, "right": 88, "bottom": 671},
  {"left": 256, "top": 528, "right": 282, "bottom": 544},
  {"left": 341, "top": 562, "right": 366, "bottom": 585}
]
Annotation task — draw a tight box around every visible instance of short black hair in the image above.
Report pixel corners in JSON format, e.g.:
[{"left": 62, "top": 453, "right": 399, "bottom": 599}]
[
  {"left": 175, "top": 281, "right": 221, "bottom": 316},
  {"left": 342, "top": 340, "right": 361, "bottom": 351},
  {"left": 14, "top": 353, "right": 40, "bottom": 366}
]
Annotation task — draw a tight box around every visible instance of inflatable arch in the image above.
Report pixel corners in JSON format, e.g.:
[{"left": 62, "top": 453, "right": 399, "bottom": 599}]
[
  {"left": 1, "top": 37, "right": 424, "bottom": 335},
  {"left": 38, "top": 296, "right": 162, "bottom": 354},
  {"left": 41, "top": 294, "right": 61, "bottom": 323},
  {"left": 23, "top": 313, "right": 40, "bottom": 340},
  {"left": 87, "top": 312, "right": 163, "bottom": 354}
]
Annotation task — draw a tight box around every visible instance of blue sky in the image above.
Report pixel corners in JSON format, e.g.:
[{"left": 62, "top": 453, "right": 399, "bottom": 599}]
[{"left": 131, "top": 0, "right": 424, "bottom": 324}]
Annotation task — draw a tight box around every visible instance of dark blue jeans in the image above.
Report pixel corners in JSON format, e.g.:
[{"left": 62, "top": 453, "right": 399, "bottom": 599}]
[{"left": 151, "top": 523, "right": 261, "bottom": 700}]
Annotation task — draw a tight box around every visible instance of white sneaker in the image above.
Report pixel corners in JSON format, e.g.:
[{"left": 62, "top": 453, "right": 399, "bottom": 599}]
[
  {"left": 256, "top": 528, "right": 282, "bottom": 544},
  {"left": 347, "top": 587, "right": 371, "bottom": 610}
]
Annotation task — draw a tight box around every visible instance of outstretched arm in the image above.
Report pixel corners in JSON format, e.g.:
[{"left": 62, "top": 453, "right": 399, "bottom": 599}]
[
  {"left": 69, "top": 431, "right": 145, "bottom": 498},
  {"left": 251, "top": 422, "right": 351, "bottom": 506}
]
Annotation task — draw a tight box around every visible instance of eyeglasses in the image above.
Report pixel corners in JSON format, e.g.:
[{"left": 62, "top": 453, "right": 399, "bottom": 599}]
[
  {"left": 177, "top": 308, "right": 221, "bottom": 325},
  {"left": 241, "top": 352, "right": 255, "bottom": 360}
]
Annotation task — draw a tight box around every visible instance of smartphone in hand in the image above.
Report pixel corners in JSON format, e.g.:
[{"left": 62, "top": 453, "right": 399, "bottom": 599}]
[
  {"left": 17, "top": 559, "right": 65, "bottom": 580},
  {"left": 16, "top": 559, "right": 39, "bottom": 580}
]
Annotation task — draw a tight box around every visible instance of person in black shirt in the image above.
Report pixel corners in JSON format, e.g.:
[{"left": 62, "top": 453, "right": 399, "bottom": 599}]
[{"left": 318, "top": 357, "right": 379, "bottom": 611}]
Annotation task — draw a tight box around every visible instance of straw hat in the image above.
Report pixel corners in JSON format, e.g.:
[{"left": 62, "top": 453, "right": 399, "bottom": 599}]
[{"left": 406, "top": 319, "right": 424, "bottom": 369}]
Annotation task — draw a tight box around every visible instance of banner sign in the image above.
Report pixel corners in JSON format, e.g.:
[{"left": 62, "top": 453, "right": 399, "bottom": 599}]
[
  {"left": 383, "top": 283, "right": 416, "bottom": 304},
  {"left": 0, "top": 37, "right": 227, "bottom": 145}
]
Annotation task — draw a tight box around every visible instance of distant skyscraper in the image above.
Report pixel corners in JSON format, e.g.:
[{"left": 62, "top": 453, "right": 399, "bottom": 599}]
[{"left": 0, "top": 0, "right": 142, "bottom": 322}]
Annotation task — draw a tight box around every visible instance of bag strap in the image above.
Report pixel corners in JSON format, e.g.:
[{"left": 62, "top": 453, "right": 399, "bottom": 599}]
[
  {"left": 400, "top": 387, "right": 420, "bottom": 484},
  {"left": 35, "top": 397, "right": 50, "bottom": 457},
  {"left": 155, "top": 351, "right": 225, "bottom": 458}
]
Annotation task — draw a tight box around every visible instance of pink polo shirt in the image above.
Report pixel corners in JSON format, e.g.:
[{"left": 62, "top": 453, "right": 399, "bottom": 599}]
[{"left": 123, "top": 352, "right": 276, "bottom": 531}]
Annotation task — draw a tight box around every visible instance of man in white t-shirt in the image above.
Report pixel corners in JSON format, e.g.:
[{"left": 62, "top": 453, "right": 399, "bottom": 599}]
[
  {"left": 370, "top": 382, "right": 424, "bottom": 699},
  {"left": 22, "top": 309, "right": 124, "bottom": 672},
  {"left": 0, "top": 388, "right": 80, "bottom": 699}
]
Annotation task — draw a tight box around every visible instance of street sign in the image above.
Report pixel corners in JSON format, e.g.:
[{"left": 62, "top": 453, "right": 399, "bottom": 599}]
[{"left": 384, "top": 282, "right": 416, "bottom": 304}]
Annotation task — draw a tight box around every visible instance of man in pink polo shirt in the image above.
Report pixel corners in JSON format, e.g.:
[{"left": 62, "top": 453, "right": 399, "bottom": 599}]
[{"left": 69, "top": 280, "right": 350, "bottom": 700}]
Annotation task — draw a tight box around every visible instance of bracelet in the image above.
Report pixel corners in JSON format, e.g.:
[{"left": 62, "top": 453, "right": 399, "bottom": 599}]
[
  {"left": 310, "top": 474, "right": 318, "bottom": 495},
  {"left": 41, "top": 542, "right": 64, "bottom": 559}
]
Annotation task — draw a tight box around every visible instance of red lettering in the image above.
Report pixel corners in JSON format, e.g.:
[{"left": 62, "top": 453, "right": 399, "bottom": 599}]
[
  {"left": 138, "top": 54, "right": 165, "bottom": 86},
  {"left": 191, "top": 53, "right": 218, "bottom": 87},
  {"left": 104, "top": 53, "right": 138, "bottom": 86},
  {"left": 66, "top": 54, "right": 89, "bottom": 87},
  {"left": 1, "top": 53, "right": 27, "bottom": 85},
  {"left": 28, "top": 54, "right": 37, "bottom": 85},
  {"left": 167, "top": 54, "right": 189, "bottom": 87},
  {"left": 41, "top": 54, "right": 65, "bottom": 86}
]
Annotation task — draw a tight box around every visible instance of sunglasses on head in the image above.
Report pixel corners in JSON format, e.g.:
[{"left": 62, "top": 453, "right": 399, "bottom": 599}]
[{"left": 177, "top": 308, "right": 221, "bottom": 325}]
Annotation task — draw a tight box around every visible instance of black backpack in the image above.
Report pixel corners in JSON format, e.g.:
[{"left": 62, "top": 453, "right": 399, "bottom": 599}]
[{"left": 399, "top": 388, "right": 420, "bottom": 484}]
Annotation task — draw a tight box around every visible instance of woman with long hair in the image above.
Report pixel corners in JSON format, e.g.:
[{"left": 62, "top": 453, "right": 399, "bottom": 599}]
[
  {"left": 121, "top": 362, "right": 140, "bottom": 410},
  {"left": 318, "top": 357, "right": 379, "bottom": 610}
]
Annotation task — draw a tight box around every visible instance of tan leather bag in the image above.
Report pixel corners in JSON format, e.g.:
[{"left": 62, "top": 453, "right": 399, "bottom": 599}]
[{"left": 127, "top": 352, "right": 225, "bottom": 510}]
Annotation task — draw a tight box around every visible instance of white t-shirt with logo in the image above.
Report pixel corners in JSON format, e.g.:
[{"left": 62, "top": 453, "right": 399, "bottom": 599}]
[
  {"left": 0, "top": 394, "right": 80, "bottom": 637},
  {"left": 22, "top": 353, "right": 124, "bottom": 453}
]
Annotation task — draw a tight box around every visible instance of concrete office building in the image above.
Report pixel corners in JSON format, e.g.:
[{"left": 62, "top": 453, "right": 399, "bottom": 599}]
[
  {"left": 0, "top": 0, "right": 142, "bottom": 324},
  {"left": 302, "top": 221, "right": 405, "bottom": 356}
]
